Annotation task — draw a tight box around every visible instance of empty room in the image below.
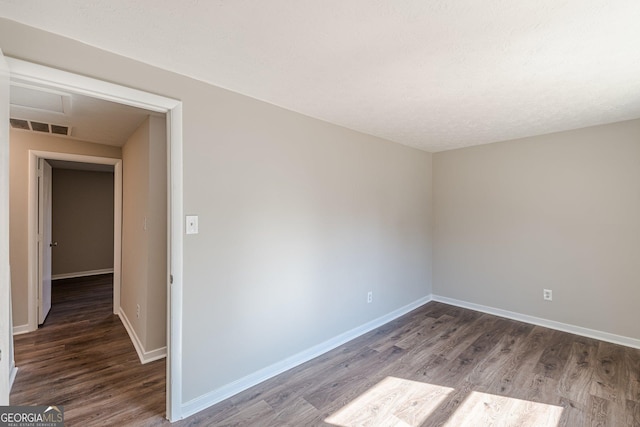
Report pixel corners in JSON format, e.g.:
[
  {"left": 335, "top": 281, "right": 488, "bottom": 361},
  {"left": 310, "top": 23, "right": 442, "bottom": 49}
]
[{"left": 0, "top": 1, "right": 639, "bottom": 426}]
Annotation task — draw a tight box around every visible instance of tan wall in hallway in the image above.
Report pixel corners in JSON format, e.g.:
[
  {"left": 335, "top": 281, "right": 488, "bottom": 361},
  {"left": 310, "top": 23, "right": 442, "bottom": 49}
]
[
  {"left": 121, "top": 116, "right": 167, "bottom": 353},
  {"left": 9, "top": 129, "right": 121, "bottom": 328},
  {"left": 145, "top": 115, "right": 167, "bottom": 352},
  {"left": 121, "top": 119, "right": 149, "bottom": 346}
]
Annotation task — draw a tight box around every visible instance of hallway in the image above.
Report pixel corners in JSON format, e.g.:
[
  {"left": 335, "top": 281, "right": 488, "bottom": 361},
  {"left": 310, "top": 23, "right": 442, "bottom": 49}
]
[{"left": 10, "top": 274, "right": 166, "bottom": 425}]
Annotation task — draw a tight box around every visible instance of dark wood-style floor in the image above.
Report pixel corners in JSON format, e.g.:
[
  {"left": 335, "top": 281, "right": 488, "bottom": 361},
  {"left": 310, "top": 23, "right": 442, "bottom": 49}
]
[
  {"left": 11, "top": 275, "right": 640, "bottom": 426},
  {"left": 10, "top": 274, "right": 166, "bottom": 425}
]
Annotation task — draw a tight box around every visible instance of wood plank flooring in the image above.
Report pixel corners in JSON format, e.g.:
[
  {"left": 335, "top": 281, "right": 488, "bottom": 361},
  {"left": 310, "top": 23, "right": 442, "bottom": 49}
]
[
  {"left": 172, "top": 304, "right": 639, "bottom": 426},
  {"left": 11, "top": 277, "right": 640, "bottom": 426},
  {"left": 10, "top": 274, "right": 166, "bottom": 426}
]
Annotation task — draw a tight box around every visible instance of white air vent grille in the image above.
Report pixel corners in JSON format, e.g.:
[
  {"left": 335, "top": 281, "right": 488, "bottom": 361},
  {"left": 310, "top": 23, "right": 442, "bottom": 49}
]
[{"left": 10, "top": 118, "right": 71, "bottom": 136}]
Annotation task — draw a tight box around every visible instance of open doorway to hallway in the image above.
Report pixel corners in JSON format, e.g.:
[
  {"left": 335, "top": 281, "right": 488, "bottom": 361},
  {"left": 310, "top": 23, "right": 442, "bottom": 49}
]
[
  {"left": 39, "top": 159, "right": 116, "bottom": 326},
  {"left": 9, "top": 77, "right": 169, "bottom": 419},
  {"left": 5, "top": 56, "right": 183, "bottom": 420}
]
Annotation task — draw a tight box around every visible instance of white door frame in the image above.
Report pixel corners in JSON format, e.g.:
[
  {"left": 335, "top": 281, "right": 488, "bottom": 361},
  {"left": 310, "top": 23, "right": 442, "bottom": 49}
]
[
  {"left": 37, "top": 158, "right": 53, "bottom": 325},
  {"left": 7, "top": 57, "right": 184, "bottom": 421},
  {"left": 0, "top": 49, "right": 13, "bottom": 406},
  {"left": 29, "top": 151, "right": 123, "bottom": 323}
]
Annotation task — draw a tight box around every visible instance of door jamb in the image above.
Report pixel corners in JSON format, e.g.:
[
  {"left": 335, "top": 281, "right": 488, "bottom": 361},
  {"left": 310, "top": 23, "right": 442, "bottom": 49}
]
[
  {"left": 8, "top": 57, "right": 184, "bottom": 421},
  {"left": 28, "top": 151, "right": 123, "bottom": 325}
]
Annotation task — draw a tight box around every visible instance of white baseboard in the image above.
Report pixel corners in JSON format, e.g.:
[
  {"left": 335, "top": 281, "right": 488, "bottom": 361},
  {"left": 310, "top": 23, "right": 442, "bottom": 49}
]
[
  {"left": 12, "top": 324, "right": 32, "bottom": 335},
  {"left": 181, "top": 295, "right": 432, "bottom": 419},
  {"left": 117, "top": 308, "right": 167, "bottom": 364},
  {"left": 9, "top": 365, "right": 18, "bottom": 393},
  {"left": 52, "top": 268, "right": 114, "bottom": 280},
  {"left": 181, "top": 292, "right": 640, "bottom": 419},
  {"left": 141, "top": 345, "right": 167, "bottom": 363},
  {"left": 432, "top": 295, "right": 640, "bottom": 350}
]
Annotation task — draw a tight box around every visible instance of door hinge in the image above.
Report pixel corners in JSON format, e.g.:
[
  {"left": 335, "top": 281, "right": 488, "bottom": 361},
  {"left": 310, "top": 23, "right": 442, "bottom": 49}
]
[{"left": 170, "top": 274, "right": 173, "bottom": 284}]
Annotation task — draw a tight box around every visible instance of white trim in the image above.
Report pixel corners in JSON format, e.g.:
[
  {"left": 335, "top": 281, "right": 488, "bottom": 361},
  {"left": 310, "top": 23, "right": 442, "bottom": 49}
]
[
  {"left": 167, "top": 104, "right": 184, "bottom": 420},
  {"left": 8, "top": 57, "right": 183, "bottom": 421},
  {"left": 432, "top": 295, "right": 640, "bottom": 350},
  {"left": 117, "top": 308, "right": 167, "bottom": 364},
  {"left": 51, "top": 268, "right": 114, "bottom": 281},
  {"left": 181, "top": 295, "right": 431, "bottom": 419},
  {"left": 8, "top": 365, "right": 17, "bottom": 393},
  {"left": 27, "top": 151, "right": 122, "bottom": 331},
  {"left": 0, "top": 49, "right": 11, "bottom": 406},
  {"left": 113, "top": 160, "right": 122, "bottom": 316},
  {"left": 12, "top": 324, "right": 31, "bottom": 335},
  {"left": 8, "top": 58, "right": 172, "bottom": 114},
  {"left": 182, "top": 292, "right": 640, "bottom": 419},
  {"left": 143, "top": 346, "right": 168, "bottom": 363}
]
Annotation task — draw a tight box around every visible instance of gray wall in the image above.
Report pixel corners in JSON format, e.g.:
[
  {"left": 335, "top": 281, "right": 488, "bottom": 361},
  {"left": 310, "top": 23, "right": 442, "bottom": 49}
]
[
  {"left": 121, "top": 116, "right": 167, "bottom": 353},
  {"left": 0, "top": 19, "right": 433, "bottom": 403},
  {"left": 5, "top": 17, "right": 639, "bottom": 415},
  {"left": 51, "top": 168, "right": 114, "bottom": 277},
  {"left": 433, "top": 119, "right": 640, "bottom": 341}
]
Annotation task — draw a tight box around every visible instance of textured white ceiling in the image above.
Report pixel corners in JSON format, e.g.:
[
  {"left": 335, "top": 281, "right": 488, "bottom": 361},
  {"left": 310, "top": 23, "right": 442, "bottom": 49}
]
[{"left": 2, "top": 0, "right": 640, "bottom": 151}]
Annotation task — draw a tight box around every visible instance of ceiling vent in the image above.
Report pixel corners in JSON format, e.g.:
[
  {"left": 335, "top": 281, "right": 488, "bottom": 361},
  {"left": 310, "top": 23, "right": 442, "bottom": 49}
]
[{"left": 10, "top": 118, "right": 71, "bottom": 136}]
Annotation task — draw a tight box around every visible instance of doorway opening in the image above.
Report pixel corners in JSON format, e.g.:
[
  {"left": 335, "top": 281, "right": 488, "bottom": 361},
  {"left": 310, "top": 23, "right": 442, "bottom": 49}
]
[
  {"left": 30, "top": 152, "right": 122, "bottom": 329},
  {"left": 7, "top": 57, "right": 183, "bottom": 421},
  {"left": 40, "top": 158, "right": 116, "bottom": 325}
]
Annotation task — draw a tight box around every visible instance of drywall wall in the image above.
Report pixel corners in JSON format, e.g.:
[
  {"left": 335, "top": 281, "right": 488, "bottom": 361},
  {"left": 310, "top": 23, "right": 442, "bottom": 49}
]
[
  {"left": 9, "top": 129, "right": 121, "bottom": 328},
  {"left": 121, "top": 115, "right": 167, "bottom": 354},
  {"left": 0, "top": 19, "right": 432, "bottom": 406},
  {"left": 51, "top": 168, "right": 114, "bottom": 277},
  {"left": 145, "top": 115, "right": 167, "bottom": 352},
  {"left": 121, "top": 118, "right": 150, "bottom": 347},
  {"left": 433, "top": 119, "right": 640, "bottom": 341}
]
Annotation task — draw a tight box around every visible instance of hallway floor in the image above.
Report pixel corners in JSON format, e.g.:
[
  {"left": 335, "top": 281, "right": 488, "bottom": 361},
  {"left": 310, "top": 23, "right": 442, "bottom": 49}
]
[{"left": 10, "top": 274, "right": 166, "bottom": 425}]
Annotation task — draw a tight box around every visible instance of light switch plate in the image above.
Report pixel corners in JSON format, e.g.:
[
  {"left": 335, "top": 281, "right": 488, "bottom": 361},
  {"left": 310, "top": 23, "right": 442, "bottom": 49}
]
[{"left": 186, "top": 215, "right": 199, "bottom": 234}]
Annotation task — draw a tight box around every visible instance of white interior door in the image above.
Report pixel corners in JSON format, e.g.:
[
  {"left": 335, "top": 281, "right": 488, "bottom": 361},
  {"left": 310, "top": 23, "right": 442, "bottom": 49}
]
[
  {"left": 0, "top": 48, "right": 13, "bottom": 405},
  {"left": 38, "top": 159, "right": 53, "bottom": 325}
]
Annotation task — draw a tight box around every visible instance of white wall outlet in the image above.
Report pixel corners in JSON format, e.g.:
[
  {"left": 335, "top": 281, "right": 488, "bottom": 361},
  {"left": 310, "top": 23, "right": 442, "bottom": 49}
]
[
  {"left": 136, "top": 304, "right": 141, "bottom": 318},
  {"left": 186, "top": 215, "right": 199, "bottom": 234},
  {"left": 543, "top": 289, "right": 552, "bottom": 301},
  {"left": 367, "top": 291, "right": 373, "bottom": 304}
]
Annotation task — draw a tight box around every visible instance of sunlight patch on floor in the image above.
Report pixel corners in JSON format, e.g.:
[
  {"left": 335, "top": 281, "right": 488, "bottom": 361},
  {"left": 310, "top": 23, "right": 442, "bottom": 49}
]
[
  {"left": 325, "top": 377, "right": 563, "bottom": 427},
  {"left": 325, "top": 376, "right": 454, "bottom": 426},
  {"left": 443, "top": 391, "right": 563, "bottom": 427}
]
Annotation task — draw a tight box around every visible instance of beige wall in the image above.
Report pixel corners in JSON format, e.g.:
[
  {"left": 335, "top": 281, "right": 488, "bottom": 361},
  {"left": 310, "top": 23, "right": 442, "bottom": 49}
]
[
  {"left": 9, "top": 129, "right": 121, "bottom": 328},
  {"left": 51, "top": 168, "right": 114, "bottom": 277},
  {"left": 146, "top": 116, "right": 167, "bottom": 351},
  {"left": 4, "top": 17, "right": 640, "bottom": 414},
  {"left": 433, "top": 119, "right": 640, "bottom": 340},
  {"left": 121, "top": 116, "right": 167, "bottom": 353},
  {"left": 0, "top": 19, "right": 433, "bottom": 403},
  {"left": 121, "top": 119, "right": 149, "bottom": 346}
]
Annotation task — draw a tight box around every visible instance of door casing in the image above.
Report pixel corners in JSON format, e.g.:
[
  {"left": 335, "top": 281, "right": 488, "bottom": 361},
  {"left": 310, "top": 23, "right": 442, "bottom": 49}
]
[
  {"left": 7, "top": 57, "right": 184, "bottom": 421},
  {"left": 37, "top": 158, "right": 53, "bottom": 325},
  {"left": 0, "top": 48, "right": 13, "bottom": 406},
  {"left": 30, "top": 151, "right": 123, "bottom": 325}
]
